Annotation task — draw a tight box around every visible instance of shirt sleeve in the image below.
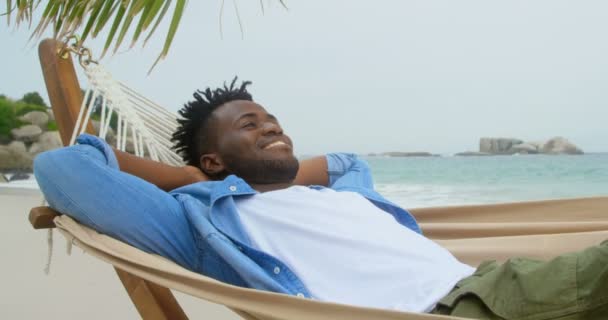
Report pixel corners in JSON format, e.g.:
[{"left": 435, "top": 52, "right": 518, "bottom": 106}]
[
  {"left": 33, "top": 134, "right": 198, "bottom": 270},
  {"left": 325, "top": 153, "right": 375, "bottom": 190}
]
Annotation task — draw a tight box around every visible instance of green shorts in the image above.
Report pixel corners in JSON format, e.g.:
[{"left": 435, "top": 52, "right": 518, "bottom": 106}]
[{"left": 432, "top": 240, "right": 608, "bottom": 320}]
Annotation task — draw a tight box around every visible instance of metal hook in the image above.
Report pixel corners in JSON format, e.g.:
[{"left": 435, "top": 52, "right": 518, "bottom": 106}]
[{"left": 57, "top": 34, "right": 98, "bottom": 68}]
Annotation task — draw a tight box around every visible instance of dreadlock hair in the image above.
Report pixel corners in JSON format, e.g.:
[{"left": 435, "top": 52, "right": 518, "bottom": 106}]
[{"left": 172, "top": 77, "right": 253, "bottom": 166}]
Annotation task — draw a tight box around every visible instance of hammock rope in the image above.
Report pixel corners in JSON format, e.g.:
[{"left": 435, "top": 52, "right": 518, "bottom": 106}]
[{"left": 69, "top": 63, "right": 184, "bottom": 166}]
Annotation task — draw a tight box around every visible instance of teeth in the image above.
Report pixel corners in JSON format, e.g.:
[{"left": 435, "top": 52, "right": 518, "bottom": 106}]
[{"left": 264, "top": 141, "right": 286, "bottom": 149}]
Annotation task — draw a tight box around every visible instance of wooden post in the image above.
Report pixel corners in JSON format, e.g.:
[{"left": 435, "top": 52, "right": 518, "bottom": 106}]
[
  {"left": 37, "top": 38, "right": 188, "bottom": 320},
  {"left": 38, "top": 39, "right": 95, "bottom": 144}
]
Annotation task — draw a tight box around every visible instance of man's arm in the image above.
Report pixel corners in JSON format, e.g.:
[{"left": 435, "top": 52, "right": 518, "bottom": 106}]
[
  {"left": 293, "top": 156, "right": 329, "bottom": 186},
  {"left": 113, "top": 148, "right": 208, "bottom": 191},
  {"left": 293, "top": 154, "right": 373, "bottom": 189},
  {"left": 34, "top": 134, "right": 199, "bottom": 269}
]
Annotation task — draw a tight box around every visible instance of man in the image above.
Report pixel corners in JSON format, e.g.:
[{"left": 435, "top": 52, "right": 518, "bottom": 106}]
[{"left": 35, "top": 79, "right": 608, "bottom": 319}]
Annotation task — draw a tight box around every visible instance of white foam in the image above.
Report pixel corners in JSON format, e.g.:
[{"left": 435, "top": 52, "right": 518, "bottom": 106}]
[{"left": 375, "top": 183, "right": 515, "bottom": 209}]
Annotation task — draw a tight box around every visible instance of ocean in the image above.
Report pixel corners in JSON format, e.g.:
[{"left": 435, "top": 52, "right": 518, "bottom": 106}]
[
  {"left": 2, "top": 154, "right": 607, "bottom": 208},
  {"left": 367, "top": 153, "right": 608, "bottom": 209}
]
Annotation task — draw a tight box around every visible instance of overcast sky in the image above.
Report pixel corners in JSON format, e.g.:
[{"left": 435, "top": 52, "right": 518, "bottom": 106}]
[{"left": 2, "top": 1, "right": 608, "bottom": 154}]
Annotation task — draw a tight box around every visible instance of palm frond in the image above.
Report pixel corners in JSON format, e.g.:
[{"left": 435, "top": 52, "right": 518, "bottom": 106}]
[{"left": 3, "top": 0, "right": 286, "bottom": 71}]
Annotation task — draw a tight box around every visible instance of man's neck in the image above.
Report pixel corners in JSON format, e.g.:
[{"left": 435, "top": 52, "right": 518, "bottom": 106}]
[{"left": 250, "top": 182, "right": 294, "bottom": 193}]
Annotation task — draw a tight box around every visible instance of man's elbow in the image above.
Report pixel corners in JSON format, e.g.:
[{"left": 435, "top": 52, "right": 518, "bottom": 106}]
[
  {"left": 34, "top": 144, "right": 105, "bottom": 204},
  {"left": 33, "top": 148, "right": 63, "bottom": 186}
]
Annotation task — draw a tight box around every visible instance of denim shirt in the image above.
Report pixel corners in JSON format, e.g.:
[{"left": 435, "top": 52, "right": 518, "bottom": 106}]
[{"left": 34, "top": 134, "right": 421, "bottom": 298}]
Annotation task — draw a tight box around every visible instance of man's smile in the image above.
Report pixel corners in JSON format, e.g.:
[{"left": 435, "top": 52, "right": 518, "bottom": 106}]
[{"left": 261, "top": 140, "right": 291, "bottom": 150}]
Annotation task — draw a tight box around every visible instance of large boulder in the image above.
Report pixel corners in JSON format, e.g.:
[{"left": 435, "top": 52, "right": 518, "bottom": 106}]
[
  {"left": 11, "top": 125, "right": 42, "bottom": 143},
  {"left": 541, "top": 137, "right": 583, "bottom": 155},
  {"left": 19, "top": 111, "right": 50, "bottom": 129},
  {"left": 91, "top": 120, "right": 116, "bottom": 145},
  {"left": 0, "top": 141, "right": 33, "bottom": 170},
  {"left": 28, "top": 131, "right": 63, "bottom": 156},
  {"left": 479, "top": 138, "right": 524, "bottom": 154},
  {"left": 510, "top": 143, "right": 539, "bottom": 154},
  {"left": 46, "top": 109, "right": 55, "bottom": 121},
  {"left": 9, "top": 171, "right": 30, "bottom": 181}
]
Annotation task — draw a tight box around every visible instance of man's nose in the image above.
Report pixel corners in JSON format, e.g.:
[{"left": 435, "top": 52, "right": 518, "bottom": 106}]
[{"left": 262, "top": 122, "right": 282, "bottom": 135}]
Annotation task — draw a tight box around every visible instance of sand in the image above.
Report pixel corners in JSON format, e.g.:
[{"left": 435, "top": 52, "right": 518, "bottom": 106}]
[{"left": 0, "top": 189, "right": 240, "bottom": 320}]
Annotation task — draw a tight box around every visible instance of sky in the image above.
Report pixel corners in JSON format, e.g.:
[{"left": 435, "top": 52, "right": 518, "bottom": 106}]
[{"left": 1, "top": 0, "right": 608, "bottom": 155}]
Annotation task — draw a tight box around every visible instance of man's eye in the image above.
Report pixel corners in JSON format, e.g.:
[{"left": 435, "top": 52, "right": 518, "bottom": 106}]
[{"left": 242, "top": 122, "right": 256, "bottom": 129}]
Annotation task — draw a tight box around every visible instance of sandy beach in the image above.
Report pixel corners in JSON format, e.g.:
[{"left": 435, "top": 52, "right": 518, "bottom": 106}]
[{"left": 0, "top": 188, "right": 240, "bottom": 319}]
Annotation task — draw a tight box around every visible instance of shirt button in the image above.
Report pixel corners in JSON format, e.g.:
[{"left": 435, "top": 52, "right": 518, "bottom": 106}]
[
  {"left": 296, "top": 293, "right": 305, "bottom": 298},
  {"left": 273, "top": 267, "right": 281, "bottom": 274},
  {"left": 229, "top": 186, "right": 237, "bottom": 192}
]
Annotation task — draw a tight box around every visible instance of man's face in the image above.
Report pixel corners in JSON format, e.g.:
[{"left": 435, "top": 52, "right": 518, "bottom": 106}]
[{"left": 203, "top": 100, "right": 299, "bottom": 184}]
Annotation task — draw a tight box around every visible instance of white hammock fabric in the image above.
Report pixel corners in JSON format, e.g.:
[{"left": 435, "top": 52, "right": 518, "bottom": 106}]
[{"left": 70, "top": 63, "right": 184, "bottom": 166}]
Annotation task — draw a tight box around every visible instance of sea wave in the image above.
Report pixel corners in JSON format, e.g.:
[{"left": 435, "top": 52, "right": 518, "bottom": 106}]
[{"left": 375, "top": 182, "right": 608, "bottom": 209}]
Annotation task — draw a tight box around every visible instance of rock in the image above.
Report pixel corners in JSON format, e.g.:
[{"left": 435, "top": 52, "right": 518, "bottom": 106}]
[
  {"left": 0, "top": 135, "right": 11, "bottom": 144},
  {"left": 455, "top": 151, "right": 493, "bottom": 156},
  {"left": 28, "top": 131, "right": 62, "bottom": 156},
  {"left": 8, "top": 141, "right": 27, "bottom": 153},
  {"left": 479, "top": 137, "right": 524, "bottom": 154},
  {"left": 381, "top": 151, "right": 436, "bottom": 157},
  {"left": 0, "top": 141, "right": 33, "bottom": 170},
  {"left": 46, "top": 109, "right": 55, "bottom": 121},
  {"left": 11, "top": 125, "right": 42, "bottom": 143},
  {"left": 541, "top": 137, "right": 583, "bottom": 155},
  {"left": 91, "top": 120, "right": 116, "bottom": 145},
  {"left": 8, "top": 171, "right": 30, "bottom": 181},
  {"left": 510, "top": 143, "right": 539, "bottom": 154},
  {"left": 19, "top": 111, "right": 50, "bottom": 129},
  {"left": 528, "top": 141, "right": 544, "bottom": 151},
  {"left": 125, "top": 137, "right": 136, "bottom": 154},
  {"left": 0, "top": 149, "right": 9, "bottom": 168}
]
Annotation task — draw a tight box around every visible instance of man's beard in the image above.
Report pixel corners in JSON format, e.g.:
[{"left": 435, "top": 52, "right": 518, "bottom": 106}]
[{"left": 222, "top": 155, "right": 300, "bottom": 184}]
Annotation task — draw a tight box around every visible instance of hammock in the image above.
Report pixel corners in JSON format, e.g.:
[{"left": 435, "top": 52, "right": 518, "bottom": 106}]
[{"left": 32, "top": 38, "right": 608, "bottom": 320}]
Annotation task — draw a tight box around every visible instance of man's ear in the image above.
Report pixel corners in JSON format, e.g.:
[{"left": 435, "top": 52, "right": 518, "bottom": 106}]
[{"left": 199, "top": 153, "right": 225, "bottom": 177}]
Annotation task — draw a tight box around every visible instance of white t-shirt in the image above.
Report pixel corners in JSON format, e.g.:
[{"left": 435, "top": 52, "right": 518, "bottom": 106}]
[{"left": 235, "top": 186, "right": 475, "bottom": 313}]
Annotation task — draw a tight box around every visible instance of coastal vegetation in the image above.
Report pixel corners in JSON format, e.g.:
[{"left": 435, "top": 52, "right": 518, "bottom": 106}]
[
  {"left": 0, "top": 92, "right": 56, "bottom": 143},
  {"left": 0, "top": 92, "right": 62, "bottom": 172}
]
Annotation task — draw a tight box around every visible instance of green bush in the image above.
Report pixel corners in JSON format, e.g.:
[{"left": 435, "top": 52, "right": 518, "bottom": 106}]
[
  {"left": 47, "top": 120, "right": 58, "bottom": 131},
  {"left": 14, "top": 101, "right": 48, "bottom": 116},
  {"left": 0, "top": 93, "right": 49, "bottom": 137},
  {"left": 0, "top": 97, "right": 18, "bottom": 136},
  {"left": 21, "top": 92, "right": 48, "bottom": 107}
]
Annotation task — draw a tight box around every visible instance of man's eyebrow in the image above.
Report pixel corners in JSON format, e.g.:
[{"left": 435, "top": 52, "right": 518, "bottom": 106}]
[
  {"left": 236, "top": 113, "right": 258, "bottom": 122},
  {"left": 235, "top": 112, "right": 278, "bottom": 123}
]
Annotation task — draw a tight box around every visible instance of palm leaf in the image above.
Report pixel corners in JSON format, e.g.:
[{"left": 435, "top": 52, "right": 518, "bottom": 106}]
[
  {"left": 112, "top": 0, "right": 146, "bottom": 54},
  {"left": 148, "top": 0, "right": 184, "bottom": 74},
  {"left": 101, "top": 1, "right": 127, "bottom": 58},
  {"left": 142, "top": 0, "right": 170, "bottom": 47},
  {"left": 130, "top": 0, "right": 155, "bottom": 47},
  {"left": 80, "top": 0, "right": 105, "bottom": 43},
  {"left": 92, "top": 0, "right": 117, "bottom": 37},
  {"left": 3, "top": 0, "right": 286, "bottom": 71}
]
